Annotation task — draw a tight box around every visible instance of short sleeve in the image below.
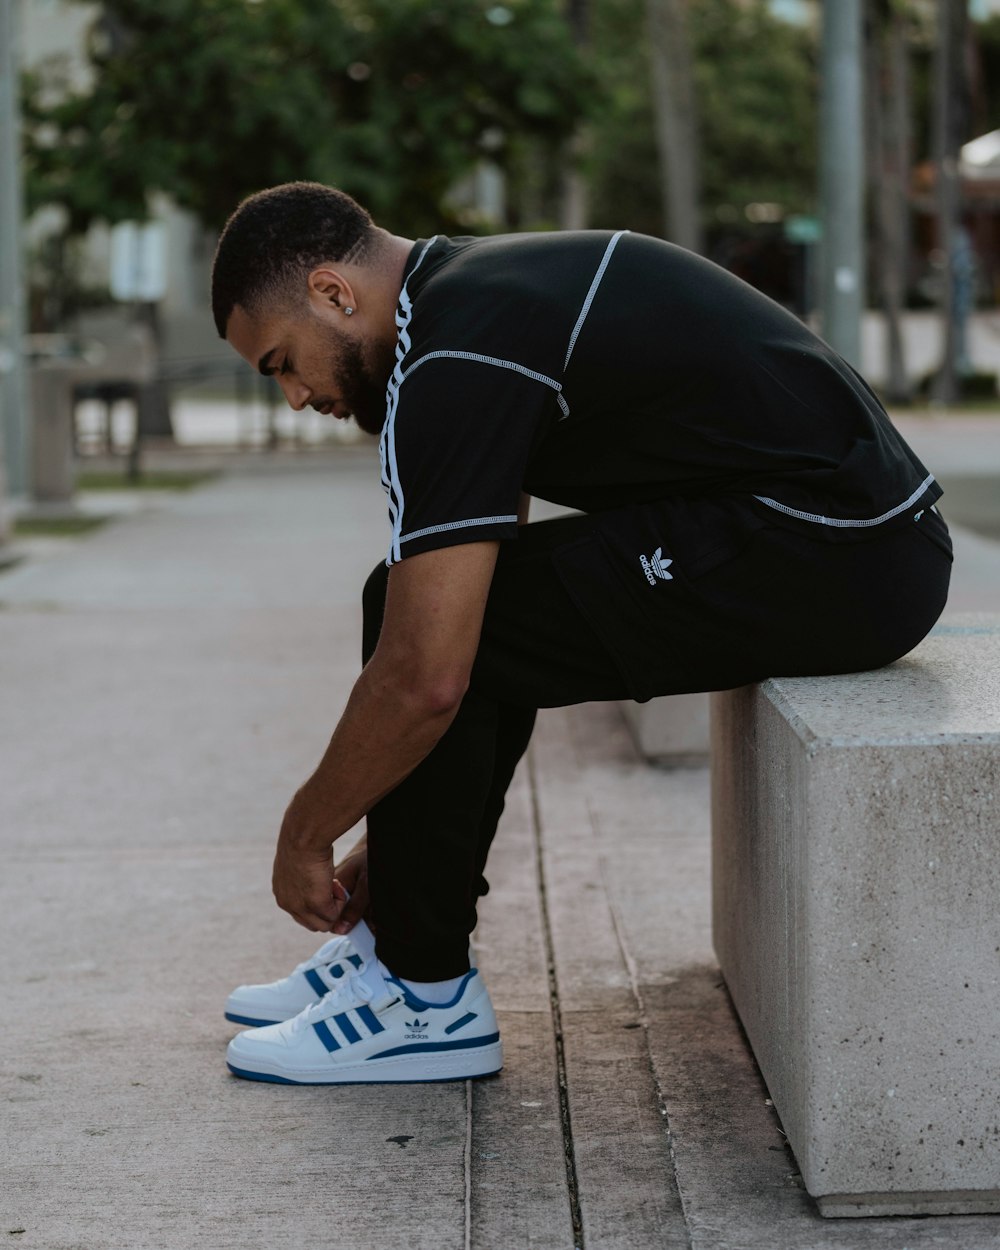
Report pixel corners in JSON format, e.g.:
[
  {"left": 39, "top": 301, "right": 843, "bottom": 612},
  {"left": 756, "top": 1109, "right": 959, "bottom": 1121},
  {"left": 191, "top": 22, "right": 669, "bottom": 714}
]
[{"left": 380, "top": 356, "right": 557, "bottom": 565}]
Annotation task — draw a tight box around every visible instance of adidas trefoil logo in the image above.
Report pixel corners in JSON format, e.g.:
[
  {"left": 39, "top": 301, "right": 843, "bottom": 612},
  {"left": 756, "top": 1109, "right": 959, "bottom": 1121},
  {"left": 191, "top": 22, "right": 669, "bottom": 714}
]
[
  {"left": 639, "top": 546, "right": 673, "bottom": 586},
  {"left": 405, "top": 1018, "right": 429, "bottom": 1039}
]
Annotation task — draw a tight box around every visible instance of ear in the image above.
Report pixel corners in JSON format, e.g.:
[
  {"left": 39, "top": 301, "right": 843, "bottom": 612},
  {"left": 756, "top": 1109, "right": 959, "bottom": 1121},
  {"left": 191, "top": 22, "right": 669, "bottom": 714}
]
[{"left": 307, "top": 267, "right": 357, "bottom": 316}]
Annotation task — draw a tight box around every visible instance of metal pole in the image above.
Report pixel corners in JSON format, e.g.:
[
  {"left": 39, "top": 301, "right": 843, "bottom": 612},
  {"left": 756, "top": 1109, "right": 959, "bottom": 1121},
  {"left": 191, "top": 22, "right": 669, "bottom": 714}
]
[
  {"left": 819, "top": 0, "right": 865, "bottom": 368},
  {"left": 0, "top": 0, "right": 28, "bottom": 498}
]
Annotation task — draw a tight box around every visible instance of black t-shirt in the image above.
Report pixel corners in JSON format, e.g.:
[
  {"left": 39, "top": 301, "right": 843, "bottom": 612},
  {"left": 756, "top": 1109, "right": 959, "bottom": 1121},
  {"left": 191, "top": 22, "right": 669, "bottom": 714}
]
[{"left": 379, "top": 230, "right": 939, "bottom": 565}]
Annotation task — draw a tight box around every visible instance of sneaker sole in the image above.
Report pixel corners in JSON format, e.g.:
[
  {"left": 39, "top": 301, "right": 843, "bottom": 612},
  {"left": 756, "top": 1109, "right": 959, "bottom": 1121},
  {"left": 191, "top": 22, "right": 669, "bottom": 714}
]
[
  {"left": 227, "top": 1039, "right": 503, "bottom": 1085},
  {"left": 225, "top": 1010, "right": 283, "bottom": 1028}
]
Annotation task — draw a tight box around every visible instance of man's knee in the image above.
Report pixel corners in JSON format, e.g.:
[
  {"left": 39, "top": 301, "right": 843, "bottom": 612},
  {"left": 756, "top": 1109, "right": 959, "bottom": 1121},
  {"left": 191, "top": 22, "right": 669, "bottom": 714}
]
[{"left": 362, "top": 560, "right": 389, "bottom": 662}]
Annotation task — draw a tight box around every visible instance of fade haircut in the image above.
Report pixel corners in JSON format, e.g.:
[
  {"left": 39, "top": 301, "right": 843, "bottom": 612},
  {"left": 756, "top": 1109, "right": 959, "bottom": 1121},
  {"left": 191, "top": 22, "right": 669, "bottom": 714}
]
[{"left": 211, "top": 182, "right": 377, "bottom": 337}]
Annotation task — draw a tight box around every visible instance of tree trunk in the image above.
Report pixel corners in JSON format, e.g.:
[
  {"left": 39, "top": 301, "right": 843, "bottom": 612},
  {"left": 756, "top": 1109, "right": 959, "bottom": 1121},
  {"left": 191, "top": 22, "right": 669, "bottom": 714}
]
[
  {"left": 932, "top": 0, "right": 970, "bottom": 405},
  {"left": 645, "top": 0, "right": 702, "bottom": 253},
  {"left": 559, "top": 0, "right": 589, "bottom": 231},
  {"left": 871, "top": 1, "right": 913, "bottom": 404}
]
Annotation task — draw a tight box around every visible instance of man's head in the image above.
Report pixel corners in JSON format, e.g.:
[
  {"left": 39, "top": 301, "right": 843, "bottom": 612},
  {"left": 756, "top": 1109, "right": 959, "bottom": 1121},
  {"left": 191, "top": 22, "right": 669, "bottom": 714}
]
[{"left": 212, "top": 182, "right": 406, "bottom": 434}]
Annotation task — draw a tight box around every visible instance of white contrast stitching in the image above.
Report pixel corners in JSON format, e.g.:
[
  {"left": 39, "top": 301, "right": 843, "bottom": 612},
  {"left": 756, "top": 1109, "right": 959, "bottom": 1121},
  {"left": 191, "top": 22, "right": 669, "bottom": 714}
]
[
  {"left": 563, "top": 230, "right": 627, "bottom": 373},
  {"left": 400, "top": 515, "right": 519, "bottom": 545},
  {"left": 753, "top": 473, "right": 937, "bottom": 529},
  {"left": 400, "top": 349, "right": 564, "bottom": 394},
  {"left": 382, "top": 237, "right": 438, "bottom": 564}
]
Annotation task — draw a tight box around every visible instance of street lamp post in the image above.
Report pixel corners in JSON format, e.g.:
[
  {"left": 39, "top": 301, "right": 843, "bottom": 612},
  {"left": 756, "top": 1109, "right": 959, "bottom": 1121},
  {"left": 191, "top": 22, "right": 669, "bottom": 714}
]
[
  {"left": 0, "top": 0, "right": 28, "bottom": 506},
  {"left": 819, "top": 0, "right": 865, "bottom": 369}
]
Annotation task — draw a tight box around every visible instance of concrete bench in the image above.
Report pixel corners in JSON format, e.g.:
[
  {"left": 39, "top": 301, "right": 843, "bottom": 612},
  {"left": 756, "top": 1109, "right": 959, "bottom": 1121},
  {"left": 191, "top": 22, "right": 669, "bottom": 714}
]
[{"left": 710, "top": 616, "right": 1000, "bottom": 1218}]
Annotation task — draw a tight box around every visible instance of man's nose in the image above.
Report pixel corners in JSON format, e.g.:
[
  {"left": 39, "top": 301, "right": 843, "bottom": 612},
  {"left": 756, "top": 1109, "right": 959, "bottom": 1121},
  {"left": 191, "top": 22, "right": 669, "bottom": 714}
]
[{"left": 278, "top": 377, "right": 310, "bottom": 411}]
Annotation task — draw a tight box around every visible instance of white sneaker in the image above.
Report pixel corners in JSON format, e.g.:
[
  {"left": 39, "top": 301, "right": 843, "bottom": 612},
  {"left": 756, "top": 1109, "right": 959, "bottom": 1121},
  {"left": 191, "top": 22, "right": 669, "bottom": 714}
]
[
  {"left": 224, "top": 933, "right": 369, "bottom": 1027},
  {"left": 226, "top": 965, "right": 502, "bottom": 1084}
]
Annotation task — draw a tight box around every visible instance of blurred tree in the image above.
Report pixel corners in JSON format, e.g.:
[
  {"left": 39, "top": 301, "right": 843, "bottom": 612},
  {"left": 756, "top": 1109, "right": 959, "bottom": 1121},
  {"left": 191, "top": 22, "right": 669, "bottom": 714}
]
[
  {"left": 867, "top": 0, "right": 916, "bottom": 404},
  {"left": 23, "top": 0, "right": 589, "bottom": 237},
  {"left": 646, "top": 0, "right": 701, "bottom": 251},
  {"left": 557, "top": 0, "right": 590, "bottom": 229},
  {"left": 931, "top": 0, "right": 971, "bottom": 404},
  {"left": 587, "top": 0, "right": 818, "bottom": 241}
]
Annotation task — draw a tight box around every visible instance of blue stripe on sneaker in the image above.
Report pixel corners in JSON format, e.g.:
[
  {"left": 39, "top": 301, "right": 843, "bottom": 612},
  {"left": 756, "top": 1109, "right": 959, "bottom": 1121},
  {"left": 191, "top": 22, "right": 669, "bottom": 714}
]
[
  {"left": 369, "top": 1032, "right": 500, "bottom": 1060},
  {"left": 313, "top": 1019, "right": 341, "bottom": 1052},
  {"left": 334, "top": 1012, "right": 362, "bottom": 1044},
  {"left": 304, "top": 968, "right": 327, "bottom": 996},
  {"left": 348, "top": 954, "right": 364, "bottom": 969},
  {"left": 355, "top": 1005, "right": 385, "bottom": 1035},
  {"left": 444, "top": 1011, "right": 477, "bottom": 1036}
]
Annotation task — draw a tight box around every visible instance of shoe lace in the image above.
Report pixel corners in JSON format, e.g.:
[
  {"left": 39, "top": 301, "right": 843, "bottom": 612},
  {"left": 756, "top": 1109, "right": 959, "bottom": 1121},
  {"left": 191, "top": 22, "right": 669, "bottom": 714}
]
[
  {"left": 290, "top": 971, "right": 375, "bottom": 1033},
  {"left": 293, "top": 935, "right": 354, "bottom": 975}
]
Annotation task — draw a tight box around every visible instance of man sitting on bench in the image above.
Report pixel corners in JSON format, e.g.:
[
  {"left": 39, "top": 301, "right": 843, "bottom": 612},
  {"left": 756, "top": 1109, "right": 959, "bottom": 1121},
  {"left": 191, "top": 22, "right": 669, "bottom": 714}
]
[{"left": 211, "top": 180, "right": 951, "bottom": 1085}]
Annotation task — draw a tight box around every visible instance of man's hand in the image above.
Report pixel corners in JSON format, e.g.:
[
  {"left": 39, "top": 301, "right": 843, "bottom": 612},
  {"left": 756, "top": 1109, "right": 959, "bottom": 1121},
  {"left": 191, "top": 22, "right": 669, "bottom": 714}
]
[
  {"left": 331, "top": 837, "right": 371, "bottom": 934},
  {"left": 272, "top": 787, "right": 342, "bottom": 931}
]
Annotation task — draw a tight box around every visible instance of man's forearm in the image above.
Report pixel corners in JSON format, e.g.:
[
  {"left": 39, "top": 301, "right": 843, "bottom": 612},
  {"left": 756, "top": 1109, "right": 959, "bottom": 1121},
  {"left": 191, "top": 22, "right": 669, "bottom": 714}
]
[
  {"left": 281, "top": 658, "right": 462, "bottom": 854},
  {"left": 271, "top": 543, "right": 496, "bottom": 930}
]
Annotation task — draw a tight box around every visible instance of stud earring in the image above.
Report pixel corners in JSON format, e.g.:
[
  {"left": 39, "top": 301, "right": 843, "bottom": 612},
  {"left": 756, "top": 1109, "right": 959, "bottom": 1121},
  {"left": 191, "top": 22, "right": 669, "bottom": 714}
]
[{"left": 343, "top": 306, "right": 354, "bottom": 316}]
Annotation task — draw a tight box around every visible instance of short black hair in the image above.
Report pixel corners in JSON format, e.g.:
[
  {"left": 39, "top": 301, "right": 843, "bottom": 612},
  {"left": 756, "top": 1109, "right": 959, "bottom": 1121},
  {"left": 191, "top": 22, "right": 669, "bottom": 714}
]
[{"left": 211, "top": 182, "right": 377, "bottom": 337}]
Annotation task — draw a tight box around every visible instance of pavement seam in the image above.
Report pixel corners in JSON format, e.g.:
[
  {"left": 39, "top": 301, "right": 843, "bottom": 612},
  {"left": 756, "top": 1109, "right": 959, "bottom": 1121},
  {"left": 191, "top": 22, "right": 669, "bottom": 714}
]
[
  {"left": 528, "top": 745, "right": 586, "bottom": 1250},
  {"left": 464, "top": 1079, "right": 473, "bottom": 1250},
  {"left": 600, "top": 854, "right": 696, "bottom": 1250}
]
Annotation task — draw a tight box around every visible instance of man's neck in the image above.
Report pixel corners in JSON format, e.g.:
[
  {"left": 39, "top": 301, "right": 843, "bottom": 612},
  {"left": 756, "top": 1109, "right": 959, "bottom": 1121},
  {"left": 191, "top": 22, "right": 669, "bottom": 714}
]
[{"left": 381, "top": 232, "right": 417, "bottom": 304}]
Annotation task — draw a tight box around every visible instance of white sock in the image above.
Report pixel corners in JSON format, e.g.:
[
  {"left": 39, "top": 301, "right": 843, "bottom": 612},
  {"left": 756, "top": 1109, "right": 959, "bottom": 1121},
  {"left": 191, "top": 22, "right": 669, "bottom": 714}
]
[
  {"left": 384, "top": 963, "right": 466, "bottom": 1006},
  {"left": 357, "top": 958, "right": 390, "bottom": 1001},
  {"left": 341, "top": 916, "right": 376, "bottom": 965}
]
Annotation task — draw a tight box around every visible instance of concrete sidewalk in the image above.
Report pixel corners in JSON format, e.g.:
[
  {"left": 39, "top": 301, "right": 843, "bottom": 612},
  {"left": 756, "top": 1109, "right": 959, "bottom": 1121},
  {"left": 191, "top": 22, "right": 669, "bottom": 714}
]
[{"left": 2, "top": 442, "right": 1000, "bottom": 1249}]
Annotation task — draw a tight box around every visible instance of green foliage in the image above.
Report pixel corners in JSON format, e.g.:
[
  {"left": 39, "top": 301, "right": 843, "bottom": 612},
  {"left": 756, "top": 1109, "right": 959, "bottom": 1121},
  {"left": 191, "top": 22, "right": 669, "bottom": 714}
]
[
  {"left": 586, "top": 0, "right": 818, "bottom": 236},
  {"left": 23, "top": 0, "right": 589, "bottom": 236},
  {"left": 973, "top": 15, "right": 1000, "bottom": 137},
  {"left": 24, "top": 0, "right": 822, "bottom": 254},
  {"left": 13, "top": 514, "right": 111, "bottom": 536},
  {"left": 694, "top": 0, "right": 818, "bottom": 220}
]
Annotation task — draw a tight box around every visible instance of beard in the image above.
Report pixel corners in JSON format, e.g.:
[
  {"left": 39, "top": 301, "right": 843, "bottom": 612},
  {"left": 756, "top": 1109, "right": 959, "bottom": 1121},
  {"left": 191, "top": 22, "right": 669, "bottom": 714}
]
[{"left": 324, "top": 323, "right": 393, "bottom": 436}]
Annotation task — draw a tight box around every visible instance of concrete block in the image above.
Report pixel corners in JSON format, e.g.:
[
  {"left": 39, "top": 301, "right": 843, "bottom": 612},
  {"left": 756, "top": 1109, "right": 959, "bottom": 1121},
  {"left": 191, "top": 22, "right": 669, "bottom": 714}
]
[
  {"left": 711, "top": 617, "right": 1000, "bottom": 1217},
  {"left": 620, "top": 693, "right": 710, "bottom": 765}
]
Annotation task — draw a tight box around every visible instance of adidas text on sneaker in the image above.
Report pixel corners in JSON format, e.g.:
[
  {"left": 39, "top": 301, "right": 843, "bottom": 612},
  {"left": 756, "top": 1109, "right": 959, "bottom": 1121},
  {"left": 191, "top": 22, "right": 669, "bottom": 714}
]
[
  {"left": 224, "top": 935, "right": 366, "bottom": 1027},
  {"left": 226, "top": 966, "right": 502, "bottom": 1085}
]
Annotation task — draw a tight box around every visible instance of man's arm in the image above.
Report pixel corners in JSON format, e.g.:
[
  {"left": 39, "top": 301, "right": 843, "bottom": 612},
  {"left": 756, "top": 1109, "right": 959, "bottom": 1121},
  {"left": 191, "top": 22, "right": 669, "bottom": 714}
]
[{"left": 271, "top": 540, "right": 500, "bottom": 931}]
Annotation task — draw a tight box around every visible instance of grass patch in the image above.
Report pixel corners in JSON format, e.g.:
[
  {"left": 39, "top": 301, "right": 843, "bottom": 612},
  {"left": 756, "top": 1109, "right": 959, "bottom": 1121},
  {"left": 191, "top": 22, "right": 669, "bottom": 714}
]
[
  {"left": 13, "top": 514, "right": 112, "bottom": 537},
  {"left": 76, "top": 469, "right": 221, "bottom": 492}
]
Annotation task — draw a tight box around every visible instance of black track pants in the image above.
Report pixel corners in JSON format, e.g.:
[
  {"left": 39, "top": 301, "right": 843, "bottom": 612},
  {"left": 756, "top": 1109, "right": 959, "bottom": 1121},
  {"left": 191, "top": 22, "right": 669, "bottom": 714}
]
[{"left": 363, "top": 500, "right": 953, "bottom": 980}]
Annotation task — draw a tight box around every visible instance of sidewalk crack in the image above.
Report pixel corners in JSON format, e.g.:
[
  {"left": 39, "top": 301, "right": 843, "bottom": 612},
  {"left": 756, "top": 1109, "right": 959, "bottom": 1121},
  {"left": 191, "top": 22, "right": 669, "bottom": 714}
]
[
  {"left": 599, "top": 855, "right": 694, "bottom": 1250},
  {"left": 528, "top": 745, "right": 585, "bottom": 1250}
]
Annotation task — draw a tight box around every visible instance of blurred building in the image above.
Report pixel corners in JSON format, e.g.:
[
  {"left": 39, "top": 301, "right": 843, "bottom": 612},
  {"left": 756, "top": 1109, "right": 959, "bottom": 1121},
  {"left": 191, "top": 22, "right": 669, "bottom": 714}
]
[
  {"left": 22, "top": 1, "right": 222, "bottom": 361},
  {"left": 912, "top": 131, "right": 1000, "bottom": 306}
]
